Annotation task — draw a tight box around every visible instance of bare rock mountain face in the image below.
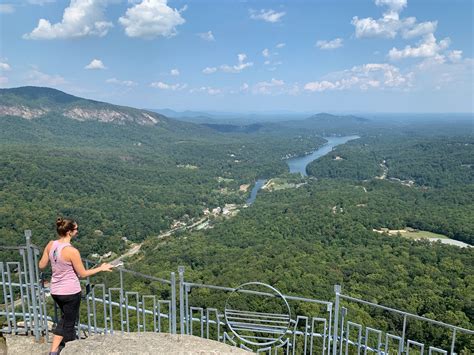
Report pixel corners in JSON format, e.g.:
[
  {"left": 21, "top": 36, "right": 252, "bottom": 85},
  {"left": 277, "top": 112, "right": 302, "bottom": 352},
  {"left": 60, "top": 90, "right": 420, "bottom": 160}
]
[{"left": 0, "top": 86, "right": 164, "bottom": 126}]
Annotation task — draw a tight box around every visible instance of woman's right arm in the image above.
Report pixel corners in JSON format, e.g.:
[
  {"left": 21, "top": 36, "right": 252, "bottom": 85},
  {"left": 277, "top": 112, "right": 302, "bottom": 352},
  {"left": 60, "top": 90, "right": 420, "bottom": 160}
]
[
  {"left": 39, "top": 241, "right": 53, "bottom": 270},
  {"left": 68, "top": 248, "right": 113, "bottom": 278}
]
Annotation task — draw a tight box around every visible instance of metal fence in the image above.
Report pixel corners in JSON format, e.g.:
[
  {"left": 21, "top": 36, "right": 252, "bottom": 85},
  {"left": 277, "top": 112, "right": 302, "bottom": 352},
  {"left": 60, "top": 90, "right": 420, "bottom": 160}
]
[
  {"left": 1, "top": 231, "right": 473, "bottom": 354},
  {"left": 0, "top": 231, "right": 176, "bottom": 343}
]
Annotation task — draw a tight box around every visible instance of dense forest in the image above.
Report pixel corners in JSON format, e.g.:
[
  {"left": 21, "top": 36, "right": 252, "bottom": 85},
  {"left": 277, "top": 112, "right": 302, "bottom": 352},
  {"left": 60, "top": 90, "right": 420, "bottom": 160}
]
[
  {"left": 130, "top": 178, "right": 473, "bottom": 351},
  {"left": 306, "top": 135, "right": 474, "bottom": 244},
  {"left": 0, "top": 113, "right": 324, "bottom": 256}
]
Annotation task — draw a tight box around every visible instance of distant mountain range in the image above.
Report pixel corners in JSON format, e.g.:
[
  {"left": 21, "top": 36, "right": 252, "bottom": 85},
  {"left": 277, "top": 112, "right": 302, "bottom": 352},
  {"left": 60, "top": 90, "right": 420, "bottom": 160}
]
[
  {"left": 0, "top": 87, "right": 371, "bottom": 135},
  {"left": 148, "top": 108, "right": 313, "bottom": 124},
  {"left": 0, "top": 86, "right": 167, "bottom": 126}
]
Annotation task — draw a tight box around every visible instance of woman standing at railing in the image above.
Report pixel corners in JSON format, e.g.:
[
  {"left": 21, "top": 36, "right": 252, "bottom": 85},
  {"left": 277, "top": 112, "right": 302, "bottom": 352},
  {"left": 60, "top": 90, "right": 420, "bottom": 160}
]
[{"left": 39, "top": 217, "right": 114, "bottom": 355}]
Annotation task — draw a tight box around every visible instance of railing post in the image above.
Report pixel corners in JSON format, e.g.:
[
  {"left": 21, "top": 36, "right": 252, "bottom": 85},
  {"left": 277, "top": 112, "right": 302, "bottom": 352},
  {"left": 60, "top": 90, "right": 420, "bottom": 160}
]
[
  {"left": 178, "top": 266, "right": 185, "bottom": 335},
  {"left": 332, "top": 285, "right": 341, "bottom": 355},
  {"left": 401, "top": 314, "right": 407, "bottom": 353},
  {"left": 450, "top": 329, "right": 456, "bottom": 355},
  {"left": 170, "top": 272, "right": 176, "bottom": 334},
  {"left": 119, "top": 269, "right": 124, "bottom": 333},
  {"left": 25, "top": 230, "right": 40, "bottom": 341},
  {"left": 339, "top": 307, "right": 346, "bottom": 355}
]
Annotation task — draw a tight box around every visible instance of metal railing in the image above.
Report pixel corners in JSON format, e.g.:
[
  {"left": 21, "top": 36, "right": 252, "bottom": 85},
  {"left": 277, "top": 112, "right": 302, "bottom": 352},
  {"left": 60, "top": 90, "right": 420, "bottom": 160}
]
[
  {"left": 1, "top": 230, "right": 473, "bottom": 354},
  {"left": 0, "top": 230, "right": 176, "bottom": 342}
]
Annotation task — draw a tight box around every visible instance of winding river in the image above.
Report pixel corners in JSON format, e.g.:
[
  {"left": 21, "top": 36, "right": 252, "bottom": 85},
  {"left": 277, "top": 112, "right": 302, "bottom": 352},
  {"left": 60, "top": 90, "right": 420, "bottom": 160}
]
[{"left": 246, "top": 135, "right": 359, "bottom": 204}]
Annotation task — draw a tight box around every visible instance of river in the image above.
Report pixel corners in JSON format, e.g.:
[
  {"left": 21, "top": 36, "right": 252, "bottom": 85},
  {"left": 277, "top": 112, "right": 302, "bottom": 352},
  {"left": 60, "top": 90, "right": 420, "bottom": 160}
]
[
  {"left": 287, "top": 135, "right": 359, "bottom": 176},
  {"left": 246, "top": 135, "right": 359, "bottom": 204}
]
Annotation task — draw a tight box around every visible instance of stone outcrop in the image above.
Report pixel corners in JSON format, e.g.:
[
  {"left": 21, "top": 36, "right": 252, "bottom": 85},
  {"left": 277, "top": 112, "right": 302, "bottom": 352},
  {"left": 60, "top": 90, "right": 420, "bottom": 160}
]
[
  {"left": 0, "top": 87, "right": 164, "bottom": 126},
  {"left": 4, "top": 333, "right": 252, "bottom": 354},
  {"left": 0, "top": 105, "right": 49, "bottom": 119},
  {"left": 63, "top": 108, "right": 159, "bottom": 126}
]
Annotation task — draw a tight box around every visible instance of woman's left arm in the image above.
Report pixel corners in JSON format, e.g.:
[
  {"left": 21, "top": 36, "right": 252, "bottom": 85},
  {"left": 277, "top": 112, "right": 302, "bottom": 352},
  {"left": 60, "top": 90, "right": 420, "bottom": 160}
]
[{"left": 39, "top": 241, "right": 53, "bottom": 270}]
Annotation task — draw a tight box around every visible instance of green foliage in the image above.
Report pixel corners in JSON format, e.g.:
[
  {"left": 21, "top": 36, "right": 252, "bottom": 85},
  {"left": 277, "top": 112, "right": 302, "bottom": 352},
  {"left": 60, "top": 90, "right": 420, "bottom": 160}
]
[
  {"left": 0, "top": 115, "right": 322, "bottom": 256},
  {"left": 308, "top": 135, "right": 474, "bottom": 188},
  {"left": 132, "top": 179, "right": 473, "bottom": 348}
]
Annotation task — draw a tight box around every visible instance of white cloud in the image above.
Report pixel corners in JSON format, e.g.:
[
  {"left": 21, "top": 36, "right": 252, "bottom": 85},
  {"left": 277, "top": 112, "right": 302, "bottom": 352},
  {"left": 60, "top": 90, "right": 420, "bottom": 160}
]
[
  {"left": 26, "top": 68, "right": 66, "bottom": 86},
  {"left": 414, "top": 57, "right": 473, "bottom": 92},
  {"left": 304, "top": 81, "right": 338, "bottom": 92},
  {"left": 316, "top": 38, "right": 343, "bottom": 50},
  {"left": 240, "top": 83, "right": 249, "bottom": 92},
  {"left": 150, "top": 81, "right": 187, "bottom": 90},
  {"left": 249, "top": 9, "right": 285, "bottom": 23},
  {"left": 352, "top": 15, "right": 409, "bottom": 39},
  {"left": 352, "top": 0, "right": 434, "bottom": 40},
  {"left": 198, "top": 30, "right": 215, "bottom": 41},
  {"left": 202, "top": 67, "right": 217, "bottom": 74},
  {"left": 353, "top": 0, "right": 460, "bottom": 68},
  {"left": 170, "top": 68, "right": 180, "bottom": 76},
  {"left": 416, "top": 54, "right": 446, "bottom": 70},
  {"left": 264, "top": 60, "right": 283, "bottom": 69},
  {"left": 0, "top": 62, "right": 11, "bottom": 71},
  {"left": 375, "top": 0, "right": 407, "bottom": 13},
  {"left": 0, "top": 77, "right": 8, "bottom": 86},
  {"left": 206, "top": 87, "right": 221, "bottom": 95},
  {"left": 276, "top": 43, "right": 286, "bottom": 48},
  {"left": 448, "top": 50, "right": 462, "bottom": 62},
  {"left": 24, "top": 0, "right": 112, "bottom": 40},
  {"left": 304, "top": 63, "right": 413, "bottom": 92},
  {"left": 220, "top": 53, "right": 253, "bottom": 73},
  {"left": 119, "top": 0, "right": 185, "bottom": 39},
  {"left": 190, "top": 86, "right": 221, "bottom": 95},
  {"left": 262, "top": 48, "right": 270, "bottom": 58},
  {"left": 388, "top": 34, "right": 451, "bottom": 60},
  {"left": 85, "top": 59, "right": 106, "bottom": 70},
  {"left": 401, "top": 21, "right": 437, "bottom": 39},
  {"left": 106, "top": 78, "right": 138, "bottom": 87},
  {"left": 0, "top": 4, "right": 15, "bottom": 13},
  {"left": 253, "top": 78, "right": 285, "bottom": 95}
]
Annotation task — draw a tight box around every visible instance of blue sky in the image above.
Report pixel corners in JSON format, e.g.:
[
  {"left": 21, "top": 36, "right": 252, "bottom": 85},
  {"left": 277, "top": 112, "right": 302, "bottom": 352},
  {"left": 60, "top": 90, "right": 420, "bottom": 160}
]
[{"left": 0, "top": 0, "right": 472, "bottom": 113}]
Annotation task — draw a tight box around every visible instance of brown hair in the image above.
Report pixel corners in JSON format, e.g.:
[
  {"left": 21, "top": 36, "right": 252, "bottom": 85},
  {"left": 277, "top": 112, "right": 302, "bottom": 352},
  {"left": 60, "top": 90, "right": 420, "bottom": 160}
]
[{"left": 56, "top": 217, "right": 77, "bottom": 237}]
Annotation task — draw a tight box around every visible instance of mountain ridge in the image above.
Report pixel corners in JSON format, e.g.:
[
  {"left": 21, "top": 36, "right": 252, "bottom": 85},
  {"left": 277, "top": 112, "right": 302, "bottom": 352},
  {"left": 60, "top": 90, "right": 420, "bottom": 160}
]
[{"left": 0, "top": 86, "right": 166, "bottom": 126}]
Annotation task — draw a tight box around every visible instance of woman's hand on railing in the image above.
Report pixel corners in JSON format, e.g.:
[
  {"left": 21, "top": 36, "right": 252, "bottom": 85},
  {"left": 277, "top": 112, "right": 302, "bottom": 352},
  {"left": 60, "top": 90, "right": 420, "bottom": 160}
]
[{"left": 100, "top": 263, "right": 114, "bottom": 272}]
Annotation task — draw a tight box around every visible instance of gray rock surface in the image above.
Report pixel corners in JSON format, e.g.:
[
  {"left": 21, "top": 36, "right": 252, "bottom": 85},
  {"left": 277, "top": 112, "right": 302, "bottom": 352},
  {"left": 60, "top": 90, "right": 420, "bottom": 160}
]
[
  {"left": 4, "top": 333, "right": 252, "bottom": 354},
  {"left": 4, "top": 334, "right": 50, "bottom": 354}
]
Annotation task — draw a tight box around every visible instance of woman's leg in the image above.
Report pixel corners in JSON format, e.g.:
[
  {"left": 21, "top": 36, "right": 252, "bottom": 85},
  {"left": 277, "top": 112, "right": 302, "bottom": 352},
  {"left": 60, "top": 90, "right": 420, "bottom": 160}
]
[
  {"left": 50, "top": 293, "right": 81, "bottom": 352},
  {"left": 50, "top": 334, "right": 64, "bottom": 353},
  {"left": 50, "top": 294, "right": 66, "bottom": 353},
  {"left": 61, "top": 292, "right": 81, "bottom": 342}
]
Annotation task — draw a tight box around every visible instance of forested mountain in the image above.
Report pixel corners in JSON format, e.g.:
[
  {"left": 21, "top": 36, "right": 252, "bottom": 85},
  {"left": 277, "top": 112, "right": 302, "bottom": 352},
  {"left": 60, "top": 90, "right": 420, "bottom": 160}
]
[
  {"left": 0, "top": 87, "right": 325, "bottom": 255},
  {"left": 0, "top": 86, "right": 167, "bottom": 126},
  {"left": 277, "top": 112, "right": 372, "bottom": 135}
]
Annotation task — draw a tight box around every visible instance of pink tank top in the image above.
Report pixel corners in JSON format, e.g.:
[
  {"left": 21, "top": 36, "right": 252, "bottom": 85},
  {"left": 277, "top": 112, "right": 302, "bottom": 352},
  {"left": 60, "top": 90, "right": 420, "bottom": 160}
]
[{"left": 49, "top": 240, "right": 81, "bottom": 295}]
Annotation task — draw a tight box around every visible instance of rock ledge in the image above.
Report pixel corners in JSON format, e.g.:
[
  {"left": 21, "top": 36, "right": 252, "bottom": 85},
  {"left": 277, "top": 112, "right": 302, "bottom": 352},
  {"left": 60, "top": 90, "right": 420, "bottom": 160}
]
[{"left": 5, "top": 333, "right": 251, "bottom": 355}]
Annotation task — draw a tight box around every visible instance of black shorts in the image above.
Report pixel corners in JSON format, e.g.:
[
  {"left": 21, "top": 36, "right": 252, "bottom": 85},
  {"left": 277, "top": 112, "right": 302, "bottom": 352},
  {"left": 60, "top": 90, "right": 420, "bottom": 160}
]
[{"left": 52, "top": 292, "right": 81, "bottom": 342}]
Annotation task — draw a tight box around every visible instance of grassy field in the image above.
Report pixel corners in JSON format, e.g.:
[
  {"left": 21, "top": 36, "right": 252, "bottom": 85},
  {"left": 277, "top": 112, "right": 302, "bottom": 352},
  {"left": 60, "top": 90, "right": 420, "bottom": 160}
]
[
  {"left": 373, "top": 228, "right": 450, "bottom": 240},
  {"left": 404, "top": 230, "right": 450, "bottom": 239}
]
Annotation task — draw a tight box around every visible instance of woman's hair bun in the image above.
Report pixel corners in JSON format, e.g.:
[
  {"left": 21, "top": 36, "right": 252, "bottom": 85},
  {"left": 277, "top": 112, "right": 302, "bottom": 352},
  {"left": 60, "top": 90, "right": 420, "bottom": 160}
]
[
  {"left": 56, "top": 217, "right": 76, "bottom": 236},
  {"left": 56, "top": 217, "right": 64, "bottom": 227}
]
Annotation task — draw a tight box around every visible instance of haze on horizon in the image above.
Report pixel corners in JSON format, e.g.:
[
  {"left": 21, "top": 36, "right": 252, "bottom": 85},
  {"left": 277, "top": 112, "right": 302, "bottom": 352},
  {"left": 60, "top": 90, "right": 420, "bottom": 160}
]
[{"left": 0, "top": 0, "right": 472, "bottom": 113}]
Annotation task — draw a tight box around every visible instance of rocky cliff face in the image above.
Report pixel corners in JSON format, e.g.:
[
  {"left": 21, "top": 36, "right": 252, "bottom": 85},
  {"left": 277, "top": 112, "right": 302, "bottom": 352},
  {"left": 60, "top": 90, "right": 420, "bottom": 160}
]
[
  {"left": 0, "top": 86, "right": 164, "bottom": 126},
  {"left": 0, "top": 104, "right": 49, "bottom": 120},
  {"left": 63, "top": 108, "right": 160, "bottom": 125}
]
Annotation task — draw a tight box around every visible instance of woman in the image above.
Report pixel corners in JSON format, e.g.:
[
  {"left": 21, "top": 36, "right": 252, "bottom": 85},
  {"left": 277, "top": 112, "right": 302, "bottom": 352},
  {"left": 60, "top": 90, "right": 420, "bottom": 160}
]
[{"left": 39, "top": 217, "right": 114, "bottom": 355}]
